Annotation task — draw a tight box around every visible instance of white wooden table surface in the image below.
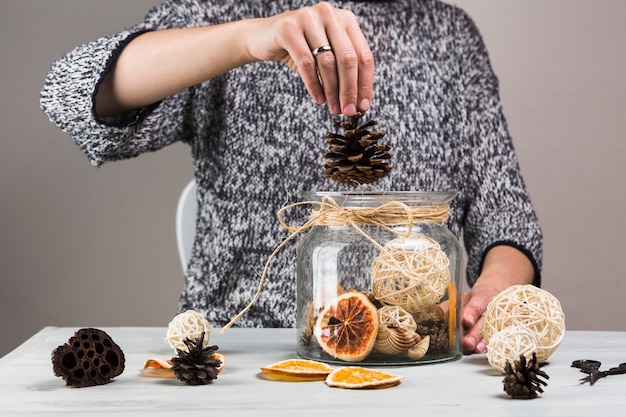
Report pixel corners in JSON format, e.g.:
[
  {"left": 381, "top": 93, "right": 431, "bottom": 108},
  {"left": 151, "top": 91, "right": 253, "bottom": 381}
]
[{"left": 1, "top": 327, "right": 624, "bottom": 416}]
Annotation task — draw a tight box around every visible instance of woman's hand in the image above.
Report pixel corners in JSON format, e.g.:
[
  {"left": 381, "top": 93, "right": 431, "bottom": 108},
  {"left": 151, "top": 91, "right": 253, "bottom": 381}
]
[
  {"left": 462, "top": 281, "right": 500, "bottom": 353},
  {"left": 462, "top": 245, "right": 535, "bottom": 354},
  {"left": 96, "top": 2, "right": 373, "bottom": 118},
  {"left": 246, "top": 2, "right": 374, "bottom": 116}
]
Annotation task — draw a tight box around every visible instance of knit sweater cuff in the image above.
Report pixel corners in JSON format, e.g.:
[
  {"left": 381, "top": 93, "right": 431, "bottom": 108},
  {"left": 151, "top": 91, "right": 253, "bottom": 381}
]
[
  {"left": 93, "top": 29, "right": 160, "bottom": 128},
  {"left": 478, "top": 241, "right": 542, "bottom": 288}
]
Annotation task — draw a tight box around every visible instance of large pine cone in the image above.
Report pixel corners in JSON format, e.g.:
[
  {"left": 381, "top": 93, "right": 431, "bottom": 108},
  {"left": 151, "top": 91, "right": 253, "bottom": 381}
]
[
  {"left": 51, "top": 328, "right": 125, "bottom": 387},
  {"left": 171, "top": 332, "right": 221, "bottom": 385},
  {"left": 503, "top": 352, "right": 549, "bottom": 399},
  {"left": 323, "top": 112, "right": 392, "bottom": 185}
]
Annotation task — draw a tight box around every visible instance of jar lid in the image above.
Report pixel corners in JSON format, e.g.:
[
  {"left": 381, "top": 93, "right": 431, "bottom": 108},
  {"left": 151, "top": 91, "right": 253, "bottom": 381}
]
[{"left": 304, "top": 191, "right": 458, "bottom": 208}]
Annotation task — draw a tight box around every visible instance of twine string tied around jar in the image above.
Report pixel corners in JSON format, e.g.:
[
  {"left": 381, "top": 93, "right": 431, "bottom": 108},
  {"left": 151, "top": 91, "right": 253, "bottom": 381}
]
[{"left": 221, "top": 195, "right": 450, "bottom": 333}]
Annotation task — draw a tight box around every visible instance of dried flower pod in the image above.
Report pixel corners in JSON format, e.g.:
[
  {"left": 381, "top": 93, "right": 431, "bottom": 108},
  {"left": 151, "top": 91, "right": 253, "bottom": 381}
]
[{"left": 51, "top": 328, "right": 125, "bottom": 387}]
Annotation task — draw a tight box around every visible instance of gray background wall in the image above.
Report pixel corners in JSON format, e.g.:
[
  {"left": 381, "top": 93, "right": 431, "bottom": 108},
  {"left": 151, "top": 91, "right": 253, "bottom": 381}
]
[{"left": 1, "top": 0, "right": 624, "bottom": 357}]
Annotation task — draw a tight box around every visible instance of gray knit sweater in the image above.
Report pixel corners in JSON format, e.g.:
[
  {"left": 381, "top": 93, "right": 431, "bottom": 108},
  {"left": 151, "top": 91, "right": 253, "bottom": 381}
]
[{"left": 40, "top": 0, "right": 542, "bottom": 328}]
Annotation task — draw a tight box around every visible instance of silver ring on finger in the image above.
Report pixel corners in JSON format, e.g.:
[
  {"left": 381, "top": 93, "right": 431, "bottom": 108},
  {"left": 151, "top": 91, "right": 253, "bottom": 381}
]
[{"left": 311, "top": 45, "right": 333, "bottom": 57}]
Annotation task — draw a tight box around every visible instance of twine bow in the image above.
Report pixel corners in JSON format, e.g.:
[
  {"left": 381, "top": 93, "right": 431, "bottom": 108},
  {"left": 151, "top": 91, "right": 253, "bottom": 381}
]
[{"left": 221, "top": 195, "right": 450, "bottom": 333}]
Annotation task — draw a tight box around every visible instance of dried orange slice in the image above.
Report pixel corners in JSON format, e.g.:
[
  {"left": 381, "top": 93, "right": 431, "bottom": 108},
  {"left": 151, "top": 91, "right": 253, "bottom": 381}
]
[
  {"left": 314, "top": 291, "right": 379, "bottom": 362},
  {"left": 213, "top": 353, "right": 226, "bottom": 372},
  {"left": 141, "top": 358, "right": 174, "bottom": 378},
  {"left": 325, "top": 366, "right": 403, "bottom": 389},
  {"left": 260, "top": 359, "right": 335, "bottom": 382}
]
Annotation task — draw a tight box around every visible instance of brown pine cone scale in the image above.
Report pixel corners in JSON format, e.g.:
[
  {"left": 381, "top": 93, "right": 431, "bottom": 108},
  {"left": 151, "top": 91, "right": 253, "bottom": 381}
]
[
  {"left": 171, "top": 332, "right": 221, "bottom": 385},
  {"left": 503, "top": 352, "right": 549, "bottom": 399},
  {"left": 323, "top": 112, "right": 392, "bottom": 185}
]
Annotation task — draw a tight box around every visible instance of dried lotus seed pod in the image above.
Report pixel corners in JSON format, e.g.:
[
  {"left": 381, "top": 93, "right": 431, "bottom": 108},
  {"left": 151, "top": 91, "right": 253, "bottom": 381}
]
[{"left": 51, "top": 328, "right": 125, "bottom": 387}]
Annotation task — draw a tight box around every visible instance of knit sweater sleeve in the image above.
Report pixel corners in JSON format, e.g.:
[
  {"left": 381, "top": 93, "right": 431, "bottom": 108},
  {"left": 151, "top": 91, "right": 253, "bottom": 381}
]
[
  {"left": 454, "top": 10, "right": 543, "bottom": 286},
  {"left": 39, "top": 2, "right": 195, "bottom": 166}
]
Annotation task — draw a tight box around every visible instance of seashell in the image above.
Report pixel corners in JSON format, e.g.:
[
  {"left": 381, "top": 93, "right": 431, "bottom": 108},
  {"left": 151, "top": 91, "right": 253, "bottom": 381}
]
[
  {"left": 406, "top": 334, "right": 431, "bottom": 360},
  {"left": 374, "top": 325, "right": 421, "bottom": 356}
]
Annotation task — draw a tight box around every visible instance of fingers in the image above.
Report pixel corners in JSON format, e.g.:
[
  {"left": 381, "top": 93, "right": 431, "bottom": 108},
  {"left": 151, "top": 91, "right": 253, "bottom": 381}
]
[
  {"left": 340, "top": 12, "right": 374, "bottom": 114},
  {"left": 461, "top": 288, "right": 492, "bottom": 354},
  {"left": 312, "top": 7, "right": 357, "bottom": 115},
  {"left": 273, "top": 3, "right": 373, "bottom": 116},
  {"left": 463, "top": 314, "right": 486, "bottom": 354}
]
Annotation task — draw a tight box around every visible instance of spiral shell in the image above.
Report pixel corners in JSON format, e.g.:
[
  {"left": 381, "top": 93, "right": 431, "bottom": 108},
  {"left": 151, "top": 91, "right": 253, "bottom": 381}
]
[
  {"left": 406, "top": 335, "right": 430, "bottom": 360},
  {"left": 374, "top": 325, "right": 422, "bottom": 356}
]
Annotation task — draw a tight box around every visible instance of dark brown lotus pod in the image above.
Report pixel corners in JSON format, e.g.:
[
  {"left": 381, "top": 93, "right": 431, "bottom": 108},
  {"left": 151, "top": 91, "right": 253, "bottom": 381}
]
[{"left": 51, "top": 328, "right": 125, "bottom": 387}]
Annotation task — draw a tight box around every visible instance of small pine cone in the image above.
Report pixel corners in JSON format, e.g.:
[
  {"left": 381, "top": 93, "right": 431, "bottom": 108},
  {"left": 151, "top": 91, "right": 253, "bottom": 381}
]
[
  {"left": 503, "top": 353, "right": 549, "bottom": 399},
  {"left": 425, "top": 325, "right": 449, "bottom": 353},
  {"left": 299, "top": 303, "right": 317, "bottom": 350},
  {"left": 323, "top": 112, "right": 392, "bottom": 185},
  {"left": 414, "top": 306, "right": 448, "bottom": 353},
  {"left": 171, "top": 332, "right": 221, "bottom": 385}
]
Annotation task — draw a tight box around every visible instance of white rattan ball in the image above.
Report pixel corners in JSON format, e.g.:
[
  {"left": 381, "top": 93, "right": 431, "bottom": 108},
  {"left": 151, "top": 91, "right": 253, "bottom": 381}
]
[
  {"left": 371, "top": 234, "right": 450, "bottom": 313},
  {"left": 165, "top": 310, "right": 212, "bottom": 352},
  {"left": 482, "top": 285, "right": 565, "bottom": 363},
  {"left": 378, "top": 305, "right": 417, "bottom": 333},
  {"left": 486, "top": 325, "right": 538, "bottom": 374}
]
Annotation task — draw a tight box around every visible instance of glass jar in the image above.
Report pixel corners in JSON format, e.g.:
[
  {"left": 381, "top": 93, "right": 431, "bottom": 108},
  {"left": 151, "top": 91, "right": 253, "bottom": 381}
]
[{"left": 296, "top": 191, "right": 463, "bottom": 365}]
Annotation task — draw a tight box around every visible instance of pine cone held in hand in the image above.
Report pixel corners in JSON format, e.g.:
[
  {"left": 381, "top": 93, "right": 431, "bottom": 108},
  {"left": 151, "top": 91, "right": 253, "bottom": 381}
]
[
  {"left": 171, "top": 332, "right": 221, "bottom": 385},
  {"left": 323, "top": 112, "right": 392, "bottom": 185},
  {"left": 503, "top": 352, "right": 549, "bottom": 399}
]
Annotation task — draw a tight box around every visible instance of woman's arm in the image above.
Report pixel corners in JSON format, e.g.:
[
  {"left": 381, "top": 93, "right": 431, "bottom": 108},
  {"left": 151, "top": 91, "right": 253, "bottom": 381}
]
[
  {"left": 462, "top": 245, "right": 535, "bottom": 353},
  {"left": 450, "top": 9, "right": 543, "bottom": 353},
  {"left": 96, "top": 2, "right": 374, "bottom": 118}
]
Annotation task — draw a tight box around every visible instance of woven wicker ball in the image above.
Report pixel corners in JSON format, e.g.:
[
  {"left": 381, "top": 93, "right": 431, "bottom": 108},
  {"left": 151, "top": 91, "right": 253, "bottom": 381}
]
[
  {"left": 378, "top": 305, "right": 417, "bottom": 333},
  {"left": 165, "top": 310, "right": 212, "bottom": 352},
  {"left": 371, "top": 234, "right": 450, "bottom": 313},
  {"left": 482, "top": 285, "right": 565, "bottom": 363},
  {"left": 486, "top": 325, "right": 538, "bottom": 374}
]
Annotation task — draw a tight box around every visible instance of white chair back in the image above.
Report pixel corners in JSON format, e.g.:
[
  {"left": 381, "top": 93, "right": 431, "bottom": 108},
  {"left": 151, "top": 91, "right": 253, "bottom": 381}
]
[{"left": 175, "top": 179, "right": 197, "bottom": 272}]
